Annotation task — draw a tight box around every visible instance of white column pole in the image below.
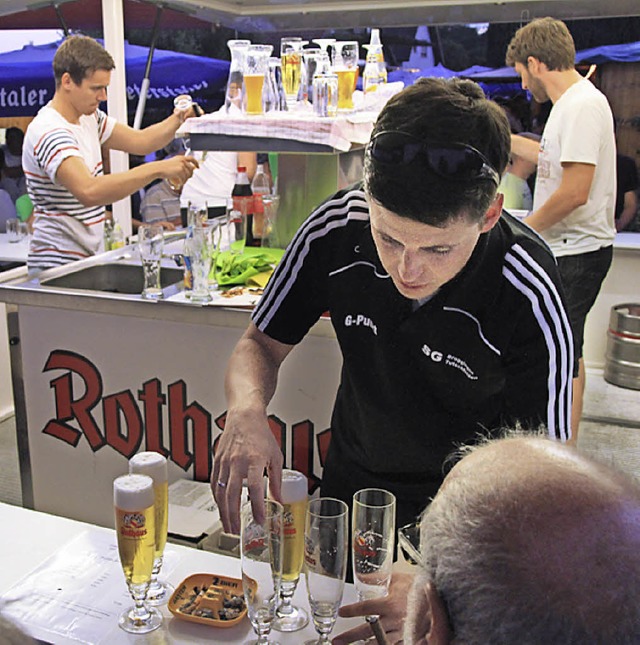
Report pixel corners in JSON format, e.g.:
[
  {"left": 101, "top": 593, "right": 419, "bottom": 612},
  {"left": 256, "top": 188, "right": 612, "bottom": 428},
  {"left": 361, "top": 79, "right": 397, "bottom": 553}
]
[{"left": 102, "top": 0, "right": 132, "bottom": 238}]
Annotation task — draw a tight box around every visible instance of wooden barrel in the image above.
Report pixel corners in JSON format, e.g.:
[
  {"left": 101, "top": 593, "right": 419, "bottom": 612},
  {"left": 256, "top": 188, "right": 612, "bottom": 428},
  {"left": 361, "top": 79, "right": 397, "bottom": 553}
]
[{"left": 604, "top": 304, "right": 640, "bottom": 390}]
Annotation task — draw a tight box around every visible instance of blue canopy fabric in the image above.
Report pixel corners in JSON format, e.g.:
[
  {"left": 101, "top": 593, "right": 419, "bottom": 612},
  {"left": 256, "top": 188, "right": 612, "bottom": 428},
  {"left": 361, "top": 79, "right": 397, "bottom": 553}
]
[
  {"left": 388, "top": 63, "right": 492, "bottom": 86},
  {"left": 462, "top": 39, "right": 640, "bottom": 84},
  {"left": 0, "top": 40, "right": 230, "bottom": 117},
  {"left": 575, "top": 40, "right": 640, "bottom": 64}
]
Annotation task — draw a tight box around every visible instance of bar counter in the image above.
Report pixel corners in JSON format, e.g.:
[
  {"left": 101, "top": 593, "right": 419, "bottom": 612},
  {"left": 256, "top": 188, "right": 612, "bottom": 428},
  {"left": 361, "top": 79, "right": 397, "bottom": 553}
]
[{"left": 0, "top": 240, "right": 341, "bottom": 528}]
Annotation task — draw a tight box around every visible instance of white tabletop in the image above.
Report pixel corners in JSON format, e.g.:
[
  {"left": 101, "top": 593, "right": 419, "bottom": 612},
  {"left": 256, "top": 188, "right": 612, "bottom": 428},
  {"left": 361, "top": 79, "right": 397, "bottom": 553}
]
[
  {"left": 0, "top": 502, "right": 362, "bottom": 644},
  {"left": 0, "top": 233, "right": 29, "bottom": 263}
]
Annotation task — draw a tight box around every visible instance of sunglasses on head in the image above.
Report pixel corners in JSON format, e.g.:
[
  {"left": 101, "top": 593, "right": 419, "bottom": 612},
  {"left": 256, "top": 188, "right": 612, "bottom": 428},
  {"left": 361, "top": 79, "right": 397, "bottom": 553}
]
[{"left": 367, "top": 130, "right": 501, "bottom": 186}]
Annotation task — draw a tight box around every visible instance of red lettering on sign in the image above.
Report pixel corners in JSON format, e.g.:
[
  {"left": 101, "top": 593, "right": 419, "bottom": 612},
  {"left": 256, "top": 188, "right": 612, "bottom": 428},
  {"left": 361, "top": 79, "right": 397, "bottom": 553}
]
[
  {"left": 42, "top": 349, "right": 333, "bottom": 489},
  {"left": 167, "top": 380, "right": 212, "bottom": 481},
  {"left": 103, "top": 390, "right": 143, "bottom": 458},
  {"left": 42, "top": 350, "right": 105, "bottom": 450},
  {"left": 138, "top": 379, "right": 167, "bottom": 456}
]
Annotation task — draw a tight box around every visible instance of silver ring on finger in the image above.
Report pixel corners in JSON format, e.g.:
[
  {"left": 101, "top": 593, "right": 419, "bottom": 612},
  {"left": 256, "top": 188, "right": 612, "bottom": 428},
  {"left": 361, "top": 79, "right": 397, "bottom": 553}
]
[{"left": 217, "top": 480, "right": 227, "bottom": 489}]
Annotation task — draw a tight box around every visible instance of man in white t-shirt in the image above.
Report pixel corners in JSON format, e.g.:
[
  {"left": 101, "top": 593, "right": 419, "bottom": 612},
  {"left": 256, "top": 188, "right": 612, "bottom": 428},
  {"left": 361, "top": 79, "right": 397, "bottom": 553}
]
[
  {"left": 507, "top": 17, "right": 616, "bottom": 439},
  {"left": 23, "top": 35, "right": 199, "bottom": 271}
]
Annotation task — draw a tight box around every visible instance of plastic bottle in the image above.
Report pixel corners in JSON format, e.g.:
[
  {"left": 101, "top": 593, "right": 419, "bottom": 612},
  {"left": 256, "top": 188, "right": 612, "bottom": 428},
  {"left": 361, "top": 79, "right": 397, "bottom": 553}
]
[
  {"left": 251, "top": 163, "right": 271, "bottom": 245},
  {"left": 232, "top": 166, "right": 255, "bottom": 247},
  {"left": 363, "top": 46, "right": 385, "bottom": 93},
  {"left": 368, "top": 28, "right": 387, "bottom": 86}
]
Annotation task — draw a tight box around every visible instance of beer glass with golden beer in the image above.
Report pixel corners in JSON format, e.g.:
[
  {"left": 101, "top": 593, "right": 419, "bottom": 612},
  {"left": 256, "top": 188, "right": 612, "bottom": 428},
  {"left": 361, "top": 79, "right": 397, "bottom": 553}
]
[
  {"left": 113, "top": 473, "right": 162, "bottom": 634},
  {"left": 280, "top": 37, "right": 307, "bottom": 109},
  {"left": 272, "top": 469, "right": 309, "bottom": 632},
  {"left": 129, "top": 451, "right": 173, "bottom": 605},
  {"left": 243, "top": 45, "right": 273, "bottom": 116},
  {"left": 332, "top": 41, "right": 359, "bottom": 112}
]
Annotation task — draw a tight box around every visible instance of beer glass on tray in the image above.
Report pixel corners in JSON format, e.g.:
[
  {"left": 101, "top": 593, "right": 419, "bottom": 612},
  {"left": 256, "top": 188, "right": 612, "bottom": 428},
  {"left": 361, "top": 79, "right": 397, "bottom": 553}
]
[
  {"left": 244, "top": 44, "right": 273, "bottom": 116},
  {"left": 280, "top": 37, "right": 308, "bottom": 109},
  {"left": 113, "top": 473, "right": 162, "bottom": 634},
  {"left": 241, "top": 499, "right": 284, "bottom": 644},
  {"left": 303, "top": 497, "right": 349, "bottom": 644},
  {"left": 352, "top": 488, "right": 396, "bottom": 630},
  {"left": 332, "top": 41, "right": 359, "bottom": 112},
  {"left": 272, "top": 469, "right": 309, "bottom": 632},
  {"left": 128, "top": 452, "right": 173, "bottom": 605}
]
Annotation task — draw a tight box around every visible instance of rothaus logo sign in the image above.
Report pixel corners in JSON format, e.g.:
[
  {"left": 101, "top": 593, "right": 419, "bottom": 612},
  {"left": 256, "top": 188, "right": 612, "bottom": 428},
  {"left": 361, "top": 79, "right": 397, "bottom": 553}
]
[{"left": 42, "top": 349, "right": 329, "bottom": 493}]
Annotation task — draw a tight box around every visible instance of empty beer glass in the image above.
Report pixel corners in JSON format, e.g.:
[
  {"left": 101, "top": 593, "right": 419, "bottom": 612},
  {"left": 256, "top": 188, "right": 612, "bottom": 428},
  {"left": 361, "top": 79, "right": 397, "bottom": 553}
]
[
  {"left": 241, "top": 499, "right": 284, "bottom": 644},
  {"left": 138, "top": 224, "right": 164, "bottom": 300},
  {"left": 303, "top": 497, "right": 349, "bottom": 644},
  {"left": 226, "top": 40, "right": 252, "bottom": 111}
]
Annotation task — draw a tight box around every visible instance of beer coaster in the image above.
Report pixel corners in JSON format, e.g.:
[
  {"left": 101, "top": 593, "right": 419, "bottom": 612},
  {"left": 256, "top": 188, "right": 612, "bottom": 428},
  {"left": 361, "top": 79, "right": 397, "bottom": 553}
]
[{"left": 168, "top": 572, "right": 255, "bottom": 628}]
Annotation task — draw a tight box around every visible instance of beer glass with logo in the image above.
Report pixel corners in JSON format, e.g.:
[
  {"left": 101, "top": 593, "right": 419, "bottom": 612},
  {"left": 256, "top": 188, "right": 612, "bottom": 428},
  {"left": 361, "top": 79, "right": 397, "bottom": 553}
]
[
  {"left": 241, "top": 499, "right": 284, "bottom": 644},
  {"left": 352, "top": 488, "right": 396, "bottom": 633},
  {"left": 280, "top": 37, "right": 307, "bottom": 109},
  {"left": 272, "top": 469, "right": 309, "bottom": 632},
  {"left": 332, "top": 41, "right": 359, "bottom": 111},
  {"left": 114, "top": 473, "right": 162, "bottom": 634},
  {"left": 226, "top": 39, "right": 252, "bottom": 111},
  {"left": 303, "top": 497, "right": 349, "bottom": 644},
  {"left": 129, "top": 452, "right": 173, "bottom": 605},
  {"left": 244, "top": 44, "right": 273, "bottom": 115}
]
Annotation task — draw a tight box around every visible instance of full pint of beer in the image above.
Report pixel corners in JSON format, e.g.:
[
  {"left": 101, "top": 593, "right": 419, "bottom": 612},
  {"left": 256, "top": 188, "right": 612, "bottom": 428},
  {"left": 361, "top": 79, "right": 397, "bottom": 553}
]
[
  {"left": 129, "top": 451, "right": 174, "bottom": 606},
  {"left": 244, "top": 73, "right": 265, "bottom": 115},
  {"left": 271, "top": 469, "right": 309, "bottom": 631},
  {"left": 129, "top": 452, "right": 168, "bottom": 559},
  {"left": 281, "top": 470, "right": 308, "bottom": 581},
  {"left": 114, "top": 474, "right": 156, "bottom": 587}
]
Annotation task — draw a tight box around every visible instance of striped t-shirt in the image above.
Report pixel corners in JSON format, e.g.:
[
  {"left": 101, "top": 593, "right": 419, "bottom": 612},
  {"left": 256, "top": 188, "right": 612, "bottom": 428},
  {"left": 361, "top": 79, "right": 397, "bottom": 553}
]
[{"left": 23, "top": 104, "right": 116, "bottom": 270}]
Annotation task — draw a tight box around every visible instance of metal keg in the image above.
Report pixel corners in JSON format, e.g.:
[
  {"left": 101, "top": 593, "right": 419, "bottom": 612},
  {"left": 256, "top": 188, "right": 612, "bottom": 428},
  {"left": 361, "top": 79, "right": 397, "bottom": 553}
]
[{"left": 604, "top": 303, "right": 640, "bottom": 390}]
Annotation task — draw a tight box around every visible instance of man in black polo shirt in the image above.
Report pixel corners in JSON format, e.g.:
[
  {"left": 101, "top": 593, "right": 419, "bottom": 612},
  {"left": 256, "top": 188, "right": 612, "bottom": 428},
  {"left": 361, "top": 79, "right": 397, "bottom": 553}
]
[{"left": 212, "top": 78, "right": 573, "bottom": 539}]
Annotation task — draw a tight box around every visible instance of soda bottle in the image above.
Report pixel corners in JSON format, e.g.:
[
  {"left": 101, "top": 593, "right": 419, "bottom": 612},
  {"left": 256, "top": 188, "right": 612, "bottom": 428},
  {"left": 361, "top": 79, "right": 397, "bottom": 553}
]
[
  {"left": 251, "top": 163, "right": 271, "bottom": 245},
  {"left": 232, "top": 166, "right": 255, "bottom": 247}
]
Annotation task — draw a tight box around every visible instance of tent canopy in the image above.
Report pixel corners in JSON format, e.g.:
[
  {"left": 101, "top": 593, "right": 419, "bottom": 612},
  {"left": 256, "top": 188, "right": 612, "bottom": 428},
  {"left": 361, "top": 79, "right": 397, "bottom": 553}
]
[
  {"left": 0, "top": 39, "right": 230, "bottom": 118},
  {"left": 1, "top": 0, "right": 640, "bottom": 33},
  {"left": 464, "top": 39, "right": 640, "bottom": 82}
]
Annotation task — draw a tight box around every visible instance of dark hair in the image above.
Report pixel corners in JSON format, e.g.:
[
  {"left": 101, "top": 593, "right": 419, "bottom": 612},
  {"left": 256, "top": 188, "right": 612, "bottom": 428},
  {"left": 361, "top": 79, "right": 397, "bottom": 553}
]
[
  {"left": 364, "top": 77, "right": 510, "bottom": 225},
  {"left": 53, "top": 35, "right": 115, "bottom": 87},
  {"left": 506, "top": 17, "right": 576, "bottom": 71}
]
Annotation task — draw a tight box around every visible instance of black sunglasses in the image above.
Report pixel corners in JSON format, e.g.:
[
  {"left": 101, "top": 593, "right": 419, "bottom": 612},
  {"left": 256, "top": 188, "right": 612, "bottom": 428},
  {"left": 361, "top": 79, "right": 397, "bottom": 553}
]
[{"left": 367, "top": 130, "right": 501, "bottom": 186}]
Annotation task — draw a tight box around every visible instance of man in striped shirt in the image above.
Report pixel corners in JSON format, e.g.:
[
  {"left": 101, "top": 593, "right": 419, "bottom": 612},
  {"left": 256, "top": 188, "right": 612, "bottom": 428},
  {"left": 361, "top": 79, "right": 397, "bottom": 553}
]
[{"left": 23, "top": 35, "right": 198, "bottom": 271}]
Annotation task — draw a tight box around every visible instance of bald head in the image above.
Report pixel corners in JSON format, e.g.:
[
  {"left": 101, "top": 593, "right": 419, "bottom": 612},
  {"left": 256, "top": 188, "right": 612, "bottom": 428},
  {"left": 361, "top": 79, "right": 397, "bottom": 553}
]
[{"left": 407, "top": 436, "right": 640, "bottom": 645}]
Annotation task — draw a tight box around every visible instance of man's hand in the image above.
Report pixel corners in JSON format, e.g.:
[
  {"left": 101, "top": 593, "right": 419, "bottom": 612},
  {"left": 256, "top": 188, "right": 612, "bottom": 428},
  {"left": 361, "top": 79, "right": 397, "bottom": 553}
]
[
  {"left": 157, "top": 155, "right": 199, "bottom": 187},
  {"left": 211, "top": 405, "right": 283, "bottom": 535},
  {"left": 332, "top": 572, "right": 415, "bottom": 645}
]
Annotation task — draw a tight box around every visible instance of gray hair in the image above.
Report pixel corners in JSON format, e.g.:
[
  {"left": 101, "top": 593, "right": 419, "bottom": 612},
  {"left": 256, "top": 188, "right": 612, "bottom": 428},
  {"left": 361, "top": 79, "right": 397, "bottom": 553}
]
[{"left": 419, "top": 434, "right": 640, "bottom": 644}]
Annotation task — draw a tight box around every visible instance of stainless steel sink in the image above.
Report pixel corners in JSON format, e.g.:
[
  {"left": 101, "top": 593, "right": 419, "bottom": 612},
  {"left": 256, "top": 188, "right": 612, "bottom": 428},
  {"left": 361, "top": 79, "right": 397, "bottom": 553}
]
[{"left": 40, "top": 263, "right": 184, "bottom": 294}]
